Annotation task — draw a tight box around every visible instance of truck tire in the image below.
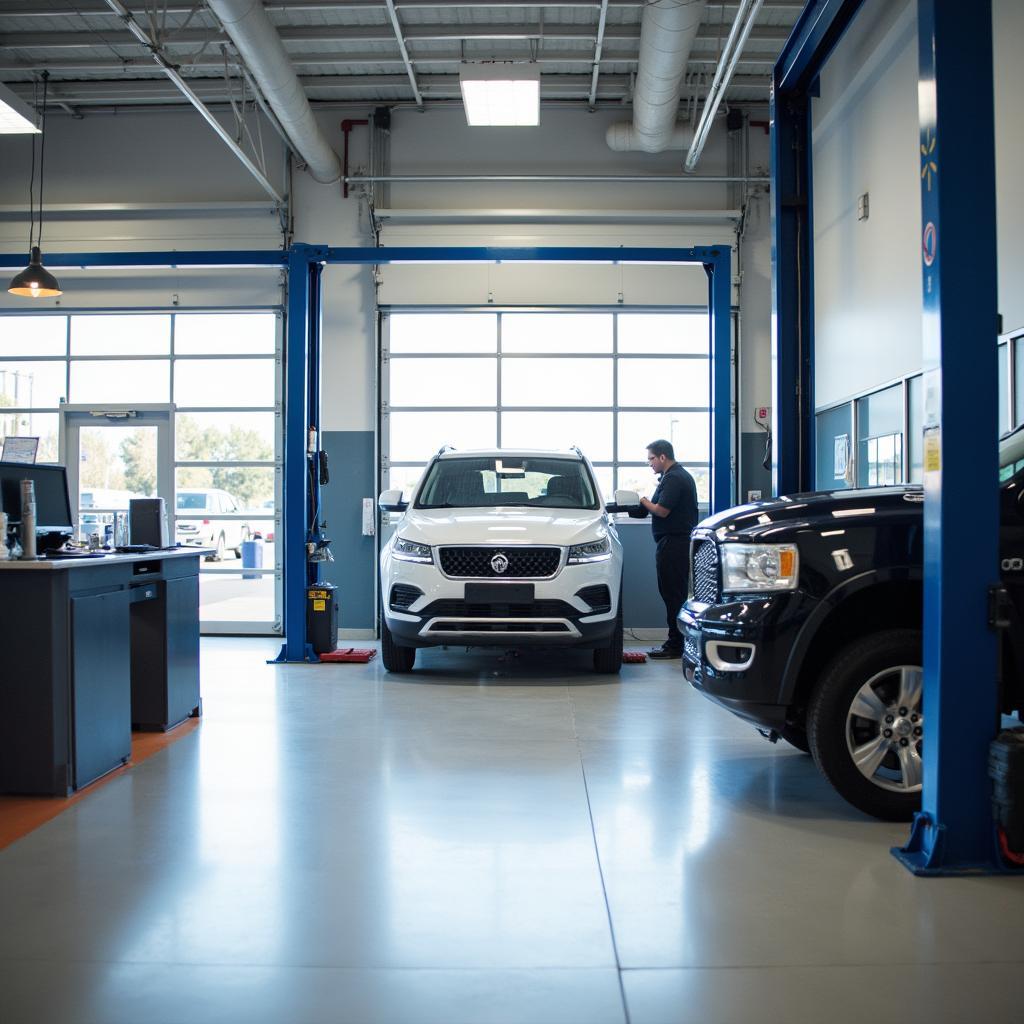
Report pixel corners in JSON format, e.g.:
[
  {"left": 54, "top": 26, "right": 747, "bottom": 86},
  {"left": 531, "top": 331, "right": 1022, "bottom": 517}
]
[
  {"left": 381, "top": 619, "right": 416, "bottom": 673},
  {"left": 592, "top": 602, "right": 623, "bottom": 675},
  {"left": 807, "top": 629, "right": 923, "bottom": 821}
]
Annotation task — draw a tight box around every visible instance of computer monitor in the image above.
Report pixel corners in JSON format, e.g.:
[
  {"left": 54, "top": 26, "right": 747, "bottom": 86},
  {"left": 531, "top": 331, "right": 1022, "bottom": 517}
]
[{"left": 0, "top": 462, "right": 75, "bottom": 538}]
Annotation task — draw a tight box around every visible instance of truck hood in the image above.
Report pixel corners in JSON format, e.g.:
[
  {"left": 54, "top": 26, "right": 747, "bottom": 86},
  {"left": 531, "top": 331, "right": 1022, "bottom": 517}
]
[
  {"left": 394, "top": 506, "right": 607, "bottom": 547},
  {"left": 698, "top": 485, "right": 925, "bottom": 541}
]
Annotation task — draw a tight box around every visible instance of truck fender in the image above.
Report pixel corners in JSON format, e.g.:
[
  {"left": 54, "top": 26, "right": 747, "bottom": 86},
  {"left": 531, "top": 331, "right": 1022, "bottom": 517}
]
[{"left": 777, "top": 565, "right": 922, "bottom": 707}]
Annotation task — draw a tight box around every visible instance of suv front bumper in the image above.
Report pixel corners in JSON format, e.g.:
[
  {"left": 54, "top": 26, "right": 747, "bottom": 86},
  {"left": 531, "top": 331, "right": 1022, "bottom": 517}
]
[
  {"left": 383, "top": 558, "right": 619, "bottom": 649},
  {"left": 678, "top": 594, "right": 803, "bottom": 732}
]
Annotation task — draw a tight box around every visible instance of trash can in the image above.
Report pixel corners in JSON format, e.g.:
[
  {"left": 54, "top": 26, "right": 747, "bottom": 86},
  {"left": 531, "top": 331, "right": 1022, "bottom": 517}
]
[
  {"left": 241, "top": 537, "right": 264, "bottom": 580},
  {"left": 306, "top": 583, "right": 338, "bottom": 654}
]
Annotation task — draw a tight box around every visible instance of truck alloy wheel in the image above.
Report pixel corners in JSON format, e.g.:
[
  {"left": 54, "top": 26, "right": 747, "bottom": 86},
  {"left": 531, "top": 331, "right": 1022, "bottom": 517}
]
[{"left": 807, "top": 629, "right": 923, "bottom": 821}]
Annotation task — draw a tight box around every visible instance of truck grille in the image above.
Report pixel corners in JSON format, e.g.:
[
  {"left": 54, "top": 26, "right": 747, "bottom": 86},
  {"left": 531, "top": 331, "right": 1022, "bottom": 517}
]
[
  {"left": 438, "top": 546, "right": 561, "bottom": 579},
  {"left": 691, "top": 539, "right": 720, "bottom": 603}
]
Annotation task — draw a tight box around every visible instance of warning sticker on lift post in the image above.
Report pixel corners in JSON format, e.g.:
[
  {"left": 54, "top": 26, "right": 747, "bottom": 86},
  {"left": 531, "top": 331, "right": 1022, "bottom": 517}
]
[
  {"left": 309, "top": 589, "right": 329, "bottom": 612},
  {"left": 923, "top": 426, "right": 941, "bottom": 473}
]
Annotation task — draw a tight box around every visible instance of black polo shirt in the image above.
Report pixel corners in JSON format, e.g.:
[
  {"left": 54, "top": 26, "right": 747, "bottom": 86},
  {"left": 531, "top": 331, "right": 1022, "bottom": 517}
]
[{"left": 651, "top": 462, "right": 698, "bottom": 540}]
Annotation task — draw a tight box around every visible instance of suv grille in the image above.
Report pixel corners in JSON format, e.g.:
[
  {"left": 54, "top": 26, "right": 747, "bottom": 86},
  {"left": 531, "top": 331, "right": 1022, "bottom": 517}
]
[
  {"left": 438, "top": 547, "right": 561, "bottom": 579},
  {"left": 691, "top": 539, "right": 720, "bottom": 603}
]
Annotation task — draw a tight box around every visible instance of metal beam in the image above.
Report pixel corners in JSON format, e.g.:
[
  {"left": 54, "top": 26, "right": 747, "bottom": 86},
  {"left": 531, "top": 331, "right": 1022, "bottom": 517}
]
[
  {"left": 587, "top": 0, "right": 610, "bottom": 110},
  {"left": 383, "top": 0, "right": 424, "bottom": 106},
  {"left": 0, "top": 24, "right": 791, "bottom": 50},
  {"left": 0, "top": 50, "right": 781, "bottom": 74},
  {"left": 0, "top": 0, "right": 804, "bottom": 16},
  {"left": 774, "top": 0, "right": 864, "bottom": 93},
  {"left": 892, "top": 0, "right": 1002, "bottom": 876},
  {"left": 100, "top": 0, "right": 285, "bottom": 204}
]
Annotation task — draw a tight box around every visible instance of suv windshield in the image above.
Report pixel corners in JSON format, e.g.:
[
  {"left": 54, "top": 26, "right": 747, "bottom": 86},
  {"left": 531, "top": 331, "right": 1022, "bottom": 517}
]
[{"left": 416, "top": 456, "right": 599, "bottom": 510}]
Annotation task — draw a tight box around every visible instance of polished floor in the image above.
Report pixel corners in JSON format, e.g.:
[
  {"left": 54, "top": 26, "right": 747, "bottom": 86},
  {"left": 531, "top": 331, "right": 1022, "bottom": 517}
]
[{"left": 1, "top": 637, "right": 1022, "bottom": 1024}]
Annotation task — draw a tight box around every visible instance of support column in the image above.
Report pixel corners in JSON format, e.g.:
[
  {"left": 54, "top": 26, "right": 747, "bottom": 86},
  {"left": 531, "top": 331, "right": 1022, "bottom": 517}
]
[
  {"left": 893, "top": 0, "right": 1001, "bottom": 874},
  {"left": 707, "top": 248, "right": 735, "bottom": 513}
]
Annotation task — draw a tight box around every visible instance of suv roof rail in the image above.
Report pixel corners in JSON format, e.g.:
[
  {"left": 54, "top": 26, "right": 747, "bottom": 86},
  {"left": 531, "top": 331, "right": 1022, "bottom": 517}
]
[
  {"left": 570, "top": 445, "right": 584, "bottom": 459},
  {"left": 435, "top": 445, "right": 456, "bottom": 458}
]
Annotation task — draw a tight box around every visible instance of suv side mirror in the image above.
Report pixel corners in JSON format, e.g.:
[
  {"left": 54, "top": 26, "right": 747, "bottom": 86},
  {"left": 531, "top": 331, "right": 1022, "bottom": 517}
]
[
  {"left": 606, "top": 489, "right": 644, "bottom": 515},
  {"left": 378, "top": 489, "right": 408, "bottom": 512}
]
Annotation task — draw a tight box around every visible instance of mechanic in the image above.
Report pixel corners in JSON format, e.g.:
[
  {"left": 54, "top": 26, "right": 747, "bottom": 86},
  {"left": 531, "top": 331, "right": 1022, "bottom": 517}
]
[{"left": 640, "top": 439, "right": 698, "bottom": 659}]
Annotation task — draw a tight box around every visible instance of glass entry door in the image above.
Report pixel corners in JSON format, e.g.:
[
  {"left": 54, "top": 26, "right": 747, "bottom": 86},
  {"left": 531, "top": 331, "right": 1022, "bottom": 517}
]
[{"left": 60, "top": 405, "right": 174, "bottom": 545}]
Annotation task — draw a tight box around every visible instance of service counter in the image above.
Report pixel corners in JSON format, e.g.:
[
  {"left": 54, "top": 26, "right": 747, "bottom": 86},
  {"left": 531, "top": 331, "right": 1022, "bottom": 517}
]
[{"left": 0, "top": 549, "right": 204, "bottom": 795}]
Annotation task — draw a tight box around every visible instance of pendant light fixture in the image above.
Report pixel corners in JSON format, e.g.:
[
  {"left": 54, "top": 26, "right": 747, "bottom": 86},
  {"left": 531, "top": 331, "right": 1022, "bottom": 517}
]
[{"left": 8, "top": 72, "right": 61, "bottom": 299}]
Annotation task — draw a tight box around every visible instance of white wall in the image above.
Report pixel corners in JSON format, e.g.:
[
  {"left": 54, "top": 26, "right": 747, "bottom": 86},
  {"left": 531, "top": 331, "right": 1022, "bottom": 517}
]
[
  {"left": 811, "top": 0, "right": 1024, "bottom": 409},
  {"left": 811, "top": 0, "right": 921, "bottom": 410},
  {"left": 994, "top": 0, "right": 1024, "bottom": 336}
]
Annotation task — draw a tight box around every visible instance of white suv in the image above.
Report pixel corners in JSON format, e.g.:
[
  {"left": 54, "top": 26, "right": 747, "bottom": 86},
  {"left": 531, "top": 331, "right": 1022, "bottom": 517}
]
[{"left": 378, "top": 448, "right": 641, "bottom": 674}]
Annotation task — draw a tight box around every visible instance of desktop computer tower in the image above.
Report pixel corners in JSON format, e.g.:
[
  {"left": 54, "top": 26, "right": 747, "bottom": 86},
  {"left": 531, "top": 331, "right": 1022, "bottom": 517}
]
[{"left": 129, "top": 498, "right": 168, "bottom": 548}]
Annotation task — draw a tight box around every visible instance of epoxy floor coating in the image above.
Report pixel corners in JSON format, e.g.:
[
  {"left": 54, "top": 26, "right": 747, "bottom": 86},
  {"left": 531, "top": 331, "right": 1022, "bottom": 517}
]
[{"left": 1, "top": 638, "right": 1022, "bottom": 1024}]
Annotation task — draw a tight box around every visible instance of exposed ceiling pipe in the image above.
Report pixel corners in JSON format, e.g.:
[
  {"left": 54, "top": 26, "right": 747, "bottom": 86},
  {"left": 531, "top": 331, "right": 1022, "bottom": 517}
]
[
  {"left": 684, "top": 0, "right": 763, "bottom": 171},
  {"left": 605, "top": 0, "right": 705, "bottom": 153},
  {"left": 206, "top": 0, "right": 341, "bottom": 183}
]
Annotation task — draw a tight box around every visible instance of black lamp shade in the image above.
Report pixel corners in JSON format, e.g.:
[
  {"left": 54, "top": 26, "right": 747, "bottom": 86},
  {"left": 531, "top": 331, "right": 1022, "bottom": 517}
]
[{"left": 8, "top": 246, "right": 62, "bottom": 298}]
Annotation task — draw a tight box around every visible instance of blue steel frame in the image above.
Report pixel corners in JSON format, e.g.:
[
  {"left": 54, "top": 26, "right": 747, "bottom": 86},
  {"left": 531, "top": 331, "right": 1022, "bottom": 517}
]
[
  {"left": 1, "top": 244, "right": 733, "bottom": 663},
  {"left": 772, "top": 0, "right": 1004, "bottom": 873}
]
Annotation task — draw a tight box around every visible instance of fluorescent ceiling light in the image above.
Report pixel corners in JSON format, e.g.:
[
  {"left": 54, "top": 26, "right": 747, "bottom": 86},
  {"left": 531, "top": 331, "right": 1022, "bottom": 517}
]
[
  {"left": 0, "top": 82, "right": 40, "bottom": 135},
  {"left": 459, "top": 63, "right": 540, "bottom": 127}
]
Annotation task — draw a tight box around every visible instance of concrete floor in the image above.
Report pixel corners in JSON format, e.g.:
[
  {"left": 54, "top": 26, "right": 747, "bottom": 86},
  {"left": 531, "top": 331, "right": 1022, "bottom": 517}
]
[{"left": 1, "top": 637, "right": 1022, "bottom": 1024}]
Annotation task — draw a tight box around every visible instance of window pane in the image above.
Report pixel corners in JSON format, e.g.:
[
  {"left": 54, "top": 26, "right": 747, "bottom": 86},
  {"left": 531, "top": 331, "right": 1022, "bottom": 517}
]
[
  {"left": 0, "top": 361, "right": 66, "bottom": 407},
  {"left": 618, "top": 314, "right": 709, "bottom": 354},
  {"left": 591, "top": 465, "right": 613, "bottom": 501},
  {"left": 0, "top": 316, "right": 66, "bottom": 356},
  {"left": 502, "top": 313, "right": 612, "bottom": 353},
  {"left": 175, "top": 313, "right": 276, "bottom": 355},
  {"left": 908, "top": 376, "right": 923, "bottom": 483},
  {"left": 1016, "top": 337, "right": 1024, "bottom": 429},
  {"left": 176, "top": 412, "right": 276, "bottom": 462},
  {"left": 501, "top": 411, "right": 613, "bottom": 461},
  {"left": 617, "top": 411, "right": 709, "bottom": 464},
  {"left": 998, "top": 342, "right": 1010, "bottom": 436},
  {"left": 389, "top": 411, "right": 496, "bottom": 462},
  {"left": 176, "top": 466, "right": 275, "bottom": 509},
  {"left": 200, "top": 572, "right": 275, "bottom": 626},
  {"left": 618, "top": 358, "right": 709, "bottom": 407},
  {"left": 388, "top": 465, "right": 426, "bottom": 502},
  {"left": 174, "top": 358, "right": 275, "bottom": 407},
  {"left": 390, "top": 358, "right": 496, "bottom": 407},
  {"left": 0, "top": 411, "right": 58, "bottom": 463},
  {"left": 389, "top": 314, "right": 497, "bottom": 353},
  {"left": 617, "top": 464, "right": 709, "bottom": 505},
  {"left": 502, "top": 358, "right": 612, "bottom": 407},
  {"left": 856, "top": 384, "right": 904, "bottom": 486},
  {"left": 71, "top": 314, "right": 170, "bottom": 355},
  {"left": 71, "top": 359, "right": 169, "bottom": 404}
]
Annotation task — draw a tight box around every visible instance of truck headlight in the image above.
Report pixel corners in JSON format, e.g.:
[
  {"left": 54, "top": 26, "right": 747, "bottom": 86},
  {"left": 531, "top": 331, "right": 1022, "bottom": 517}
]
[
  {"left": 393, "top": 537, "right": 433, "bottom": 564},
  {"left": 721, "top": 543, "right": 798, "bottom": 592},
  {"left": 568, "top": 537, "right": 611, "bottom": 564}
]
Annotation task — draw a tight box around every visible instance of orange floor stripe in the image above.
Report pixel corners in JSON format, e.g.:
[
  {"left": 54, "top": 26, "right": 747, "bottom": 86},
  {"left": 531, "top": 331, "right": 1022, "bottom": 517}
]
[{"left": 0, "top": 718, "right": 201, "bottom": 851}]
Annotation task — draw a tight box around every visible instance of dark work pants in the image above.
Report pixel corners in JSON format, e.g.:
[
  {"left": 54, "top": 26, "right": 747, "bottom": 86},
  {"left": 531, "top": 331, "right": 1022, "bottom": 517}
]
[{"left": 655, "top": 534, "right": 690, "bottom": 648}]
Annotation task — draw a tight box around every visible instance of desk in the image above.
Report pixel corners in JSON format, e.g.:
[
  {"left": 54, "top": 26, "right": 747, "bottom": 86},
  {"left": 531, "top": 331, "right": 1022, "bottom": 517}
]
[{"left": 0, "top": 550, "right": 203, "bottom": 795}]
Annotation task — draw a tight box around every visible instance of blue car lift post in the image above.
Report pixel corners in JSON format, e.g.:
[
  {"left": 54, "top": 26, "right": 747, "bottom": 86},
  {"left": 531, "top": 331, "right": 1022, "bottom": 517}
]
[
  {"left": 772, "top": 0, "right": 1005, "bottom": 873},
  {"left": 0, "top": 244, "right": 735, "bottom": 667}
]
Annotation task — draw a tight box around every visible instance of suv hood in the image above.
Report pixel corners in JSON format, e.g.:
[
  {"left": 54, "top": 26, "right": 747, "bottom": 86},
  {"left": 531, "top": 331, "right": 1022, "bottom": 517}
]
[
  {"left": 698, "top": 485, "right": 924, "bottom": 541},
  {"left": 395, "top": 506, "right": 607, "bottom": 547}
]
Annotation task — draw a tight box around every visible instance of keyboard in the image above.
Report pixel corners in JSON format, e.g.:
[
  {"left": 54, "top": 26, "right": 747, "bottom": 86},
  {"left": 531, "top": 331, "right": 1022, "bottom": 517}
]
[
  {"left": 115, "top": 544, "right": 158, "bottom": 553},
  {"left": 43, "top": 549, "right": 107, "bottom": 559}
]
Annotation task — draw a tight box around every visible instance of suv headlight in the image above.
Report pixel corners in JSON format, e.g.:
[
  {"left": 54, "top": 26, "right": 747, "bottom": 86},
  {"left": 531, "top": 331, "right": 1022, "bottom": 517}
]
[
  {"left": 568, "top": 537, "right": 611, "bottom": 564},
  {"left": 721, "top": 543, "right": 798, "bottom": 592},
  {"left": 393, "top": 536, "right": 433, "bottom": 564}
]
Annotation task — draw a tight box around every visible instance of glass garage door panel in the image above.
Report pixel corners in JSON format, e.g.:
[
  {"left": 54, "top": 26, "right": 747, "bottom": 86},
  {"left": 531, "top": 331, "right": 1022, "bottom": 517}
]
[
  {"left": 389, "top": 358, "right": 496, "bottom": 407},
  {"left": 502, "top": 313, "right": 612, "bottom": 353},
  {"left": 502, "top": 358, "right": 612, "bottom": 407},
  {"left": 174, "top": 359, "right": 275, "bottom": 408},
  {"left": 0, "top": 361, "right": 67, "bottom": 408},
  {"left": 618, "top": 358, "right": 709, "bottom": 408},
  {"left": 174, "top": 313, "right": 276, "bottom": 354},
  {"left": 618, "top": 411, "right": 709, "bottom": 465},
  {"left": 501, "top": 411, "right": 613, "bottom": 462},
  {"left": 389, "top": 411, "right": 497, "bottom": 462},
  {"left": 389, "top": 314, "right": 497, "bottom": 353},
  {"left": 71, "top": 360, "right": 170, "bottom": 404},
  {"left": 175, "top": 412, "right": 275, "bottom": 462},
  {"left": 71, "top": 315, "right": 171, "bottom": 355},
  {"left": 0, "top": 316, "right": 66, "bottom": 356},
  {"left": 618, "top": 313, "right": 709, "bottom": 354}
]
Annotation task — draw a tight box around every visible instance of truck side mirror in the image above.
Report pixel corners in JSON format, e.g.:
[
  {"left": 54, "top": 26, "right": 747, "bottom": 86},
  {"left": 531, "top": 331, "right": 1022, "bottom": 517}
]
[{"left": 378, "top": 489, "right": 408, "bottom": 513}]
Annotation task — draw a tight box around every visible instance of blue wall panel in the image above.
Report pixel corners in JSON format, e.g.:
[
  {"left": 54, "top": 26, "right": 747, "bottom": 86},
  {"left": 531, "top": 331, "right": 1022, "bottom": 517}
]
[{"left": 319, "top": 430, "right": 376, "bottom": 631}]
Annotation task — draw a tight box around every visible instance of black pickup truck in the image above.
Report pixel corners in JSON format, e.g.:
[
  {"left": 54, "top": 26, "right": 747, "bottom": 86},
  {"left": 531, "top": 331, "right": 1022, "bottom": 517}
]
[{"left": 679, "top": 427, "right": 1024, "bottom": 821}]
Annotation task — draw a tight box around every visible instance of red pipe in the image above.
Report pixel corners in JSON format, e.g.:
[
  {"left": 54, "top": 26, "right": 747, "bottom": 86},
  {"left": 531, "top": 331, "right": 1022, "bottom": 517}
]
[{"left": 341, "top": 118, "right": 369, "bottom": 198}]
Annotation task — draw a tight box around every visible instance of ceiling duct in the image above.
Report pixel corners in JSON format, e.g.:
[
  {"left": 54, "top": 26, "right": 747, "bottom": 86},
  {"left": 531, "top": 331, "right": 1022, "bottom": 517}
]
[
  {"left": 605, "top": 0, "right": 705, "bottom": 153},
  {"left": 206, "top": 0, "right": 341, "bottom": 183}
]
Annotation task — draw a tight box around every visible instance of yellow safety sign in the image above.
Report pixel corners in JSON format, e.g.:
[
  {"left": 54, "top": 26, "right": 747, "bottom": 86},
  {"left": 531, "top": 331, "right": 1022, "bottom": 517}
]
[{"left": 313, "top": 599, "right": 326, "bottom": 612}]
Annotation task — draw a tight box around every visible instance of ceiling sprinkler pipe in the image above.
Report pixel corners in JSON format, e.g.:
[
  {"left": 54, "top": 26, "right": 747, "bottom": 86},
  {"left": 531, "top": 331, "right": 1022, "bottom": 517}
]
[{"left": 685, "top": 0, "right": 764, "bottom": 172}]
